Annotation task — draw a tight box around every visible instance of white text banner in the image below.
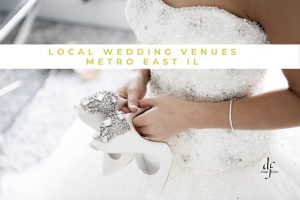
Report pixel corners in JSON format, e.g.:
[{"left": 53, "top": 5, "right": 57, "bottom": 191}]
[{"left": 0, "top": 45, "right": 299, "bottom": 69}]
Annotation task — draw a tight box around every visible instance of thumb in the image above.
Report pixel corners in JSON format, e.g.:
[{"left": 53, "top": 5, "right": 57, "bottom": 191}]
[
  {"left": 138, "top": 98, "right": 157, "bottom": 108},
  {"left": 127, "top": 89, "right": 139, "bottom": 112}
]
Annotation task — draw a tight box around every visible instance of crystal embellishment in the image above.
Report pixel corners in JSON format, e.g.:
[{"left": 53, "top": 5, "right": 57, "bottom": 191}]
[
  {"left": 117, "top": 111, "right": 125, "bottom": 120},
  {"left": 96, "top": 113, "right": 130, "bottom": 143},
  {"left": 80, "top": 91, "right": 131, "bottom": 143},
  {"left": 103, "top": 118, "right": 112, "bottom": 127},
  {"left": 96, "top": 93, "right": 105, "bottom": 101},
  {"left": 80, "top": 91, "right": 119, "bottom": 115},
  {"left": 125, "top": 0, "right": 269, "bottom": 44}
]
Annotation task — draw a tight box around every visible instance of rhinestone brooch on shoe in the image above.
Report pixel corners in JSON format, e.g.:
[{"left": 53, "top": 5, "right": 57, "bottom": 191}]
[
  {"left": 93, "top": 111, "right": 131, "bottom": 143},
  {"left": 80, "top": 91, "right": 131, "bottom": 143},
  {"left": 80, "top": 91, "right": 119, "bottom": 115}
]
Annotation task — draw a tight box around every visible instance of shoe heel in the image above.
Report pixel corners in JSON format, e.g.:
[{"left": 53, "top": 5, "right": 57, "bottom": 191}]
[
  {"left": 75, "top": 95, "right": 132, "bottom": 175},
  {"left": 91, "top": 110, "right": 173, "bottom": 192},
  {"left": 103, "top": 153, "right": 134, "bottom": 175}
]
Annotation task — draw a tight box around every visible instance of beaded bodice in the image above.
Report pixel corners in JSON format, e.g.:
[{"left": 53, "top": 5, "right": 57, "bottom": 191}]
[
  {"left": 150, "top": 69, "right": 266, "bottom": 102},
  {"left": 125, "top": 0, "right": 270, "bottom": 172},
  {"left": 125, "top": 0, "right": 269, "bottom": 44},
  {"left": 148, "top": 70, "right": 270, "bottom": 171}
]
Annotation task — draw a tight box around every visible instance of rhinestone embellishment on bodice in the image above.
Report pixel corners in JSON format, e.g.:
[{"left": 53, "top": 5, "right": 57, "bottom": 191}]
[
  {"left": 125, "top": 0, "right": 269, "bottom": 44},
  {"left": 124, "top": 0, "right": 271, "bottom": 171},
  {"left": 148, "top": 69, "right": 270, "bottom": 171}
]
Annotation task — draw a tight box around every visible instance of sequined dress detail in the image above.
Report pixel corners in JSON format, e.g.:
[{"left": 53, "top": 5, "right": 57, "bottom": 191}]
[
  {"left": 125, "top": 0, "right": 269, "bottom": 44},
  {"left": 125, "top": 0, "right": 271, "bottom": 172},
  {"left": 149, "top": 69, "right": 269, "bottom": 172}
]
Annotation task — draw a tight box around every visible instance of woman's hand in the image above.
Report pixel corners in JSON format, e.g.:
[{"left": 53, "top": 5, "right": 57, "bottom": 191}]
[
  {"left": 133, "top": 96, "right": 194, "bottom": 141},
  {"left": 117, "top": 70, "right": 150, "bottom": 113}
]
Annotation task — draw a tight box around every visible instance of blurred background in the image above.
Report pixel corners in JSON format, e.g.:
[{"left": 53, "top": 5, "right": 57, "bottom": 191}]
[
  {"left": 0, "top": 0, "right": 136, "bottom": 182},
  {"left": 0, "top": 69, "right": 132, "bottom": 182},
  {"left": 0, "top": 0, "right": 136, "bottom": 44},
  {"left": 0, "top": 0, "right": 138, "bottom": 182}
]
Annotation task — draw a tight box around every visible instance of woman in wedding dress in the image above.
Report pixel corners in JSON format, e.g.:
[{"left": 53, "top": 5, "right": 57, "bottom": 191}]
[{"left": 1, "top": 0, "right": 300, "bottom": 200}]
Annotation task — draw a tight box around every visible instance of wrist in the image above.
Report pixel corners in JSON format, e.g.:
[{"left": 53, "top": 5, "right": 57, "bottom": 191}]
[
  {"left": 180, "top": 101, "right": 199, "bottom": 129},
  {"left": 132, "top": 69, "right": 150, "bottom": 83},
  {"left": 185, "top": 101, "right": 229, "bottom": 129}
]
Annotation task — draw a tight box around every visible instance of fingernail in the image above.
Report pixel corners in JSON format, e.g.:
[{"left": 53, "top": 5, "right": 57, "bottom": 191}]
[{"left": 130, "top": 105, "right": 138, "bottom": 110}]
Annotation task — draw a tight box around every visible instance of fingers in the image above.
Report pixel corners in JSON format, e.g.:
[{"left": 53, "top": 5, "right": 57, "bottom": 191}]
[
  {"left": 127, "top": 88, "right": 139, "bottom": 112},
  {"left": 135, "top": 126, "right": 149, "bottom": 135},
  {"left": 116, "top": 88, "right": 138, "bottom": 112},
  {"left": 121, "top": 106, "right": 131, "bottom": 113},
  {"left": 116, "top": 90, "right": 128, "bottom": 112},
  {"left": 135, "top": 127, "right": 163, "bottom": 142},
  {"left": 117, "top": 89, "right": 157, "bottom": 113},
  {"left": 138, "top": 98, "right": 157, "bottom": 108},
  {"left": 116, "top": 89, "right": 127, "bottom": 99},
  {"left": 132, "top": 112, "right": 148, "bottom": 127},
  {"left": 132, "top": 109, "right": 165, "bottom": 142}
]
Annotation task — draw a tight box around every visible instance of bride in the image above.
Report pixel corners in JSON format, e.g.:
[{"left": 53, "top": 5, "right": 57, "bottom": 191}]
[{"left": 2, "top": 0, "right": 300, "bottom": 199}]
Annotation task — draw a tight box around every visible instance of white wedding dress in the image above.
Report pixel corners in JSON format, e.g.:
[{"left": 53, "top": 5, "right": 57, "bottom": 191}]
[{"left": 2, "top": 0, "right": 300, "bottom": 199}]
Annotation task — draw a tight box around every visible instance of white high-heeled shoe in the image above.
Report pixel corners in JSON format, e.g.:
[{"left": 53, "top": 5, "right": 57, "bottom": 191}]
[
  {"left": 88, "top": 98, "right": 173, "bottom": 192},
  {"left": 75, "top": 91, "right": 134, "bottom": 175},
  {"left": 77, "top": 91, "right": 173, "bottom": 192}
]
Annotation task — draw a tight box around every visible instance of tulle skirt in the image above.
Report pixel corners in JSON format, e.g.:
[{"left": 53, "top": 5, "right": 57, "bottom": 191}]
[{"left": 1, "top": 120, "right": 300, "bottom": 200}]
